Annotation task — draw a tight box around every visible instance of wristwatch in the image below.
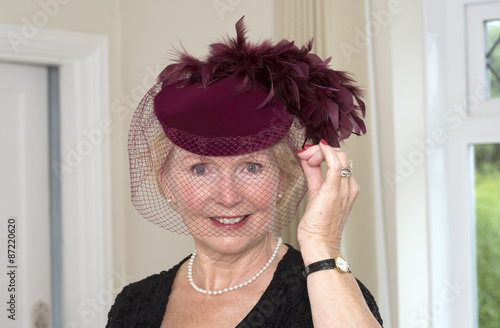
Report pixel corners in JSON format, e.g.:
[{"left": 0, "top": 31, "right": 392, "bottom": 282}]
[{"left": 304, "top": 256, "right": 351, "bottom": 277}]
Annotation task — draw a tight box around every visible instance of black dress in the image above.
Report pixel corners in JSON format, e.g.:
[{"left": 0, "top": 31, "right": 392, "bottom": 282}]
[{"left": 107, "top": 246, "right": 383, "bottom": 327}]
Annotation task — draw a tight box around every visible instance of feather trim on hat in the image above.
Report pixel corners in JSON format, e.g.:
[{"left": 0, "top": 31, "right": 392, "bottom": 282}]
[{"left": 156, "top": 16, "right": 366, "bottom": 147}]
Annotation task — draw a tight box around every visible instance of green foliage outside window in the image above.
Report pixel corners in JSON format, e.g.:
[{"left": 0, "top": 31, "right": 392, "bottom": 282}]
[
  {"left": 474, "top": 144, "right": 500, "bottom": 327},
  {"left": 486, "top": 20, "right": 500, "bottom": 98}
]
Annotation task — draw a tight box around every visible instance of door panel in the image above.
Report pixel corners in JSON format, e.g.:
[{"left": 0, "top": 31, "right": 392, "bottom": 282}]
[{"left": 0, "top": 62, "right": 51, "bottom": 328}]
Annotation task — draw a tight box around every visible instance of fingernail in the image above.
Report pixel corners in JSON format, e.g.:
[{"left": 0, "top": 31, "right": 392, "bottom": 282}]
[
  {"left": 297, "top": 149, "right": 307, "bottom": 154},
  {"left": 320, "top": 139, "right": 328, "bottom": 145},
  {"left": 304, "top": 145, "right": 313, "bottom": 148}
]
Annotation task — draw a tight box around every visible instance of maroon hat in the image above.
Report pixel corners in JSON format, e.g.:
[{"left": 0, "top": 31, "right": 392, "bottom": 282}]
[
  {"left": 154, "top": 77, "right": 293, "bottom": 156},
  {"left": 152, "top": 16, "right": 366, "bottom": 151}
]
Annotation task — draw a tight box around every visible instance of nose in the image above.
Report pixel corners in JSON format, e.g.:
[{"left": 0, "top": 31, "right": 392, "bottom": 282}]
[{"left": 214, "top": 174, "right": 243, "bottom": 207}]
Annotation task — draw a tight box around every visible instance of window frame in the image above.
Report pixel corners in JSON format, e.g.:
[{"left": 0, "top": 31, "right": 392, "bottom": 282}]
[{"left": 427, "top": 1, "right": 500, "bottom": 326}]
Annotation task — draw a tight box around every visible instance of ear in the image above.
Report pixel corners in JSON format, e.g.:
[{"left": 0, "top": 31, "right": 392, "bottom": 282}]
[
  {"left": 277, "top": 170, "right": 289, "bottom": 199},
  {"left": 159, "top": 170, "right": 176, "bottom": 204}
]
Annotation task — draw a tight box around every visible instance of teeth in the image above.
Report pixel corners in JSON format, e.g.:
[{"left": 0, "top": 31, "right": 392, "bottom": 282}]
[{"left": 212, "top": 216, "right": 246, "bottom": 224}]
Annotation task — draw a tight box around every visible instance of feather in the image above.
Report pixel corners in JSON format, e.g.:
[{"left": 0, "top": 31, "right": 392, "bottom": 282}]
[
  {"left": 201, "top": 64, "right": 211, "bottom": 88},
  {"left": 157, "top": 16, "right": 367, "bottom": 146},
  {"left": 326, "top": 98, "right": 339, "bottom": 130},
  {"left": 235, "top": 16, "right": 247, "bottom": 47},
  {"left": 255, "top": 67, "right": 275, "bottom": 110},
  {"left": 232, "top": 74, "right": 252, "bottom": 97}
]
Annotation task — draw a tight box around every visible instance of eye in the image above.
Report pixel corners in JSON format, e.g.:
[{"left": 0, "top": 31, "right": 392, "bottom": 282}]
[
  {"left": 191, "top": 164, "right": 207, "bottom": 176},
  {"left": 245, "top": 162, "right": 262, "bottom": 174}
]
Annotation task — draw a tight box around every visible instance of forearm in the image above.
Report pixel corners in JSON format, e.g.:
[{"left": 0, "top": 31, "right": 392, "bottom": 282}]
[
  {"left": 297, "top": 144, "right": 382, "bottom": 327},
  {"left": 302, "top": 247, "right": 381, "bottom": 327}
]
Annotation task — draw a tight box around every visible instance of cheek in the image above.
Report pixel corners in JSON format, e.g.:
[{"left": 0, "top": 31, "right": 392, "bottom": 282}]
[
  {"left": 240, "top": 176, "right": 279, "bottom": 209},
  {"left": 171, "top": 178, "right": 215, "bottom": 212}
]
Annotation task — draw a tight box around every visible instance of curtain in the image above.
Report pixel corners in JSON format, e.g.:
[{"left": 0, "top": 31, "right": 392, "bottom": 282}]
[{"left": 274, "top": 0, "right": 328, "bottom": 249}]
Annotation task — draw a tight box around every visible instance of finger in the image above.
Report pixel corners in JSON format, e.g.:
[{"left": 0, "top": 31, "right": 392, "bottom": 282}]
[
  {"left": 348, "top": 176, "right": 360, "bottom": 201},
  {"left": 297, "top": 143, "right": 327, "bottom": 167},
  {"left": 321, "top": 153, "right": 359, "bottom": 220},
  {"left": 299, "top": 158, "right": 324, "bottom": 193},
  {"left": 333, "top": 147, "right": 350, "bottom": 168},
  {"left": 332, "top": 151, "right": 359, "bottom": 203},
  {"left": 335, "top": 151, "right": 354, "bottom": 187},
  {"left": 319, "top": 142, "right": 343, "bottom": 182},
  {"left": 296, "top": 145, "right": 321, "bottom": 162},
  {"left": 297, "top": 145, "right": 329, "bottom": 193},
  {"left": 333, "top": 148, "right": 351, "bottom": 170},
  {"left": 332, "top": 149, "right": 353, "bottom": 183},
  {"left": 306, "top": 148, "right": 326, "bottom": 167}
]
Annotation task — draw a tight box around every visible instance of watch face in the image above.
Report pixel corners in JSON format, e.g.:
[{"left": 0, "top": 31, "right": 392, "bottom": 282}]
[{"left": 336, "top": 257, "right": 349, "bottom": 272}]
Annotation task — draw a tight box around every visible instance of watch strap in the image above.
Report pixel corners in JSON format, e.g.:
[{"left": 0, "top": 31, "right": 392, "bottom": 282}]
[
  {"left": 304, "top": 259, "right": 336, "bottom": 277},
  {"left": 304, "top": 257, "right": 351, "bottom": 277}
]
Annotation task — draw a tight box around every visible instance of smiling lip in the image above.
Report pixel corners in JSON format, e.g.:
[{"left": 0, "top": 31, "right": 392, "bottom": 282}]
[{"left": 210, "top": 215, "right": 249, "bottom": 230}]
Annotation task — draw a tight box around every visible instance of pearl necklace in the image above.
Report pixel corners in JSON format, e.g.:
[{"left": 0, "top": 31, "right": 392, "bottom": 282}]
[{"left": 187, "top": 237, "right": 283, "bottom": 296}]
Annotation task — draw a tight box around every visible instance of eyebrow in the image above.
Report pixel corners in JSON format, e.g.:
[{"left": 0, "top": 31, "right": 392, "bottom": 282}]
[
  {"left": 241, "top": 152, "right": 270, "bottom": 162},
  {"left": 180, "top": 151, "right": 270, "bottom": 163},
  {"left": 181, "top": 154, "right": 205, "bottom": 161}
]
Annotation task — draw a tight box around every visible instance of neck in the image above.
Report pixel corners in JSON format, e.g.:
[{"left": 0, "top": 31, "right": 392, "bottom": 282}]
[{"left": 191, "top": 235, "right": 282, "bottom": 292}]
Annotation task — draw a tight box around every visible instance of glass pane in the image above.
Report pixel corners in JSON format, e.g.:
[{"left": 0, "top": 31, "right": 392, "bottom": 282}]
[
  {"left": 474, "top": 143, "right": 500, "bottom": 327},
  {"left": 485, "top": 20, "right": 500, "bottom": 98}
]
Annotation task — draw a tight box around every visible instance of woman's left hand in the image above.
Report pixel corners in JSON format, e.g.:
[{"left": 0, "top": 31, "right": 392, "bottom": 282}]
[{"left": 296, "top": 140, "right": 359, "bottom": 265}]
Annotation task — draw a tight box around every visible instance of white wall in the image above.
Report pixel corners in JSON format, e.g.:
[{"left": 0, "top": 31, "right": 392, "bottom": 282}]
[{"left": 369, "top": 0, "right": 430, "bottom": 326}]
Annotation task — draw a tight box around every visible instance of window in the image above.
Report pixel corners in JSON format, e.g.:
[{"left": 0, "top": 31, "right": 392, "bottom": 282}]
[
  {"left": 485, "top": 20, "right": 500, "bottom": 98},
  {"left": 467, "top": 3, "right": 500, "bottom": 115},
  {"left": 473, "top": 144, "right": 500, "bottom": 327},
  {"left": 427, "top": 2, "right": 500, "bottom": 327}
]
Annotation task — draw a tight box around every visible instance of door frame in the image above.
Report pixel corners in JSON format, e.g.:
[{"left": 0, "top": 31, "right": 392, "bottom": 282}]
[{"left": 0, "top": 24, "right": 112, "bottom": 327}]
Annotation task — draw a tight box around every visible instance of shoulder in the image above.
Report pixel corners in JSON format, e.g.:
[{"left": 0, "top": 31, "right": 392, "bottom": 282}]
[
  {"left": 269, "top": 247, "right": 309, "bottom": 306},
  {"left": 106, "top": 255, "right": 190, "bottom": 327},
  {"left": 116, "top": 256, "right": 185, "bottom": 298},
  {"left": 275, "top": 245, "right": 307, "bottom": 291},
  {"left": 113, "top": 271, "right": 168, "bottom": 303}
]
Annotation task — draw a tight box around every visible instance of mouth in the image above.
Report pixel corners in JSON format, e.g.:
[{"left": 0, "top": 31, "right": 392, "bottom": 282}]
[{"left": 210, "top": 215, "right": 249, "bottom": 230}]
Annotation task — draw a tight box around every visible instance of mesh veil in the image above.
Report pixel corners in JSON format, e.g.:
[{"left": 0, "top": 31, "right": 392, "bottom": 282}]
[{"left": 129, "top": 83, "right": 309, "bottom": 236}]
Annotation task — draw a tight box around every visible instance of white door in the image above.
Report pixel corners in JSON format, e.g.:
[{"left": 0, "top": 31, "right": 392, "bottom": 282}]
[{"left": 0, "top": 62, "right": 52, "bottom": 328}]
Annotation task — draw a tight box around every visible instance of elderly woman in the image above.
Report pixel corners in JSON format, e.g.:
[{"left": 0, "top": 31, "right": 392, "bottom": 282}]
[{"left": 107, "top": 17, "right": 383, "bottom": 327}]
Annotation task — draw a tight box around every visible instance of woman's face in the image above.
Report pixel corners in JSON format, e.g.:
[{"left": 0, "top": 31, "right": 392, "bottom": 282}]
[{"left": 161, "top": 147, "right": 282, "bottom": 243}]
